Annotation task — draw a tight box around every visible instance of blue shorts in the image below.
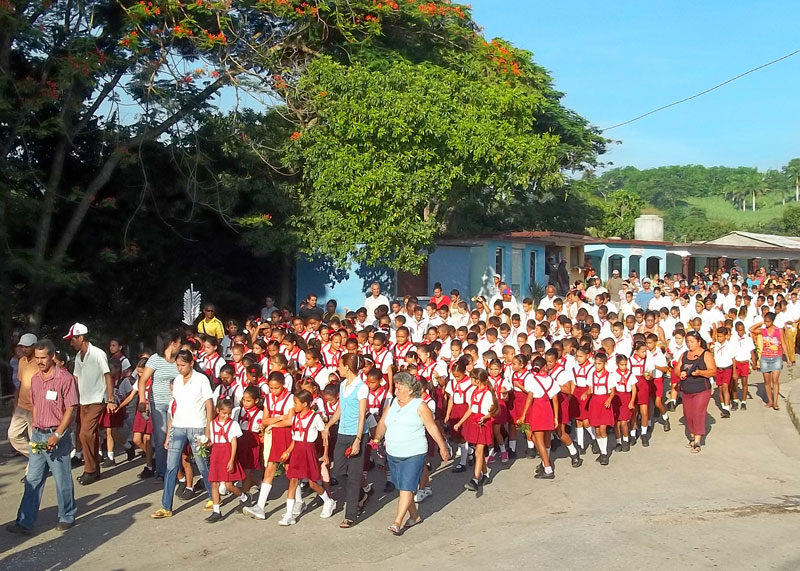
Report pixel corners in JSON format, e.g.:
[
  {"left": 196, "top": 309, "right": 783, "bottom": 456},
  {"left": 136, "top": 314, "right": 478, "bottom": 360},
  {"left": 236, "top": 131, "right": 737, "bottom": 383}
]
[
  {"left": 386, "top": 453, "right": 427, "bottom": 492},
  {"left": 760, "top": 356, "right": 782, "bottom": 373}
]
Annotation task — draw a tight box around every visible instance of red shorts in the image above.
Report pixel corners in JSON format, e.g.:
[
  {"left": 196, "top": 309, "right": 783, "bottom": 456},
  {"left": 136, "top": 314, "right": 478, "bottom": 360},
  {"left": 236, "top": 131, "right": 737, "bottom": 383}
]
[
  {"left": 734, "top": 361, "right": 750, "bottom": 378},
  {"left": 716, "top": 367, "right": 733, "bottom": 385}
]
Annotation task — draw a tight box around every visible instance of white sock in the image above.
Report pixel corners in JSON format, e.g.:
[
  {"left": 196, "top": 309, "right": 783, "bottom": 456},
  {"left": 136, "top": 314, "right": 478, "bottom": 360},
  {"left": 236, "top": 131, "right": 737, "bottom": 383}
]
[
  {"left": 723, "top": 404, "right": 730, "bottom": 411},
  {"left": 631, "top": 428, "right": 637, "bottom": 438},
  {"left": 509, "top": 440, "right": 517, "bottom": 452},
  {"left": 488, "top": 447, "right": 496, "bottom": 457},
  {"left": 622, "top": 436, "right": 629, "bottom": 442},
  {"left": 641, "top": 426, "right": 648, "bottom": 435},
  {"left": 285, "top": 498, "right": 295, "bottom": 515},
  {"left": 526, "top": 440, "right": 534, "bottom": 449},
  {"left": 566, "top": 443, "right": 577, "bottom": 455},
  {"left": 544, "top": 465, "right": 553, "bottom": 474},
  {"left": 662, "top": 413, "right": 669, "bottom": 421},
  {"left": 577, "top": 428, "right": 585, "bottom": 448},
  {"left": 212, "top": 504, "right": 220, "bottom": 514},
  {"left": 257, "top": 483, "right": 272, "bottom": 508},
  {"left": 459, "top": 443, "right": 469, "bottom": 466},
  {"left": 178, "top": 477, "right": 186, "bottom": 483},
  {"left": 499, "top": 444, "right": 507, "bottom": 453},
  {"left": 107, "top": 452, "right": 114, "bottom": 460},
  {"left": 587, "top": 427, "right": 596, "bottom": 440},
  {"left": 319, "top": 491, "right": 331, "bottom": 502},
  {"left": 598, "top": 437, "right": 608, "bottom": 455}
]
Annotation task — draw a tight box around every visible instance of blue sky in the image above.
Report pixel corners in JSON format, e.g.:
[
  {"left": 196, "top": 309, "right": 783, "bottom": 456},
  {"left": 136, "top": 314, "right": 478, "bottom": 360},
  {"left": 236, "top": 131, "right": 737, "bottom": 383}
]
[{"left": 469, "top": 1, "right": 800, "bottom": 171}]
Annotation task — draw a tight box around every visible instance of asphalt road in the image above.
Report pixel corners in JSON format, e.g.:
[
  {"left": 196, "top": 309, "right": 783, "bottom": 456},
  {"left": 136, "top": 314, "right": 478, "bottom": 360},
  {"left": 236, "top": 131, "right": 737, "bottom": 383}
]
[{"left": 1, "top": 370, "right": 799, "bottom": 570}]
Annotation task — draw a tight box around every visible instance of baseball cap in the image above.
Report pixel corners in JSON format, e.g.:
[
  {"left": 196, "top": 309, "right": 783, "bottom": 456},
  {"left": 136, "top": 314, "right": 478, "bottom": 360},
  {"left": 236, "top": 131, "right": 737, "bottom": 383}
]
[
  {"left": 502, "top": 287, "right": 512, "bottom": 296},
  {"left": 63, "top": 322, "right": 89, "bottom": 340},
  {"left": 612, "top": 269, "right": 620, "bottom": 275},
  {"left": 18, "top": 333, "right": 38, "bottom": 347},
  {"left": 493, "top": 273, "right": 502, "bottom": 279}
]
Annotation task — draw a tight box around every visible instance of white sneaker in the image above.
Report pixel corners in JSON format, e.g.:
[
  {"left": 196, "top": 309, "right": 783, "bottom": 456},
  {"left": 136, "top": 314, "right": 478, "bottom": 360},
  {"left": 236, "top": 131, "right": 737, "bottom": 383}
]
[
  {"left": 278, "top": 513, "right": 296, "bottom": 526},
  {"left": 243, "top": 505, "right": 266, "bottom": 520},
  {"left": 423, "top": 487, "right": 433, "bottom": 499},
  {"left": 292, "top": 500, "right": 305, "bottom": 516},
  {"left": 219, "top": 482, "right": 230, "bottom": 496},
  {"left": 320, "top": 499, "right": 336, "bottom": 518},
  {"left": 414, "top": 490, "right": 426, "bottom": 503}
]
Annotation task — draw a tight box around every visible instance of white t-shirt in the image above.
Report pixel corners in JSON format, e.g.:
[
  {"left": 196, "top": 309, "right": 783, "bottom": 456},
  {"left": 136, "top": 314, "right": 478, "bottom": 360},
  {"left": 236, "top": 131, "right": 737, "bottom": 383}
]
[
  {"left": 524, "top": 372, "right": 559, "bottom": 399},
  {"left": 647, "top": 349, "right": 668, "bottom": 378},
  {"left": 73, "top": 342, "right": 111, "bottom": 405},
  {"left": 610, "top": 369, "right": 636, "bottom": 392},
  {"left": 713, "top": 340, "right": 735, "bottom": 368},
  {"left": 291, "top": 411, "right": 326, "bottom": 442},
  {"left": 446, "top": 377, "right": 473, "bottom": 405},
  {"left": 364, "top": 294, "right": 391, "bottom": 320},
  {"left": 733, "top": 334, "right": 756, "bottom": 362},
  {"left": 466, "top": 387, "right": 494, "bottom": 415},
  {"left": 171, "top": 370, "right": 214, "bottom": 428},
  {"left": 210, "top": 418, "right": 243, "bottom": 444}
]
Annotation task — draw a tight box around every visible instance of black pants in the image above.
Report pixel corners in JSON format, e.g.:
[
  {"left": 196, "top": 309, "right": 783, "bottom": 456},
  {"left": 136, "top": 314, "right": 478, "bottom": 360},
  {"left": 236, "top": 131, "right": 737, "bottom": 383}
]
[{"left": 332, "top": 434, "right": 366, "bottom": 521}]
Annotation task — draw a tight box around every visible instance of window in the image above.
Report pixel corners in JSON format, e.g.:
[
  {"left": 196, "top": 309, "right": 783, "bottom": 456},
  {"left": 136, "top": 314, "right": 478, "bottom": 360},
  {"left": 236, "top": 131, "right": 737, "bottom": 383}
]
[{"left": 495, "top": 247, "right": 504, "bottom": 276}]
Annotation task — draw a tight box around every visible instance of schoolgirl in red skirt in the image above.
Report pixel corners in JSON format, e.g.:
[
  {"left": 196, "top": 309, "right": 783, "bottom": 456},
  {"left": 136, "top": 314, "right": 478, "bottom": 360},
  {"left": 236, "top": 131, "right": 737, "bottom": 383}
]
[
  {"left": 571, "top": 347, "right": 595, "bottom": 454},
  {"left": 544, "top": 349, "right": 582, "bottom": 468},
  {"left": 487, "top": 359, "right": 511, "bottom": 464},
  {"left": 611, "top": 354, "right": 637, "bottom": 452},
  {"left": 587, "top": 353, "right": 616, "bottom": 466},
  {"left": 278, "top": 390, "right": 336, "bottom": 525},
  {"left": 629, "top": 341, "right": 653, "bottom": 446},
  {"left": 99, "top": 360, "right": 132, "bottom": 467},
  {"left": 243, "top": 371, "right": 295, "bottom": 520},
  {"left": 126, "top": 358, "right": 154, "bottom": 476},
  {"left": 509, "top": 354, "right": 534, "bottom": 457},
  {"left": 235, "top": 385, "right": 264, "bottom": 494},
  {"left": 454, "top": 368, "right": 498, "bottom": 492},
  {"left": 206, "top": 398, "right": 247, "bottom": 523},
  {"left": 518, "top": 357, "right": 560, "bottom": 479},
  {"left": 444, "top": 358, "right": 473, "bottom": 473}
]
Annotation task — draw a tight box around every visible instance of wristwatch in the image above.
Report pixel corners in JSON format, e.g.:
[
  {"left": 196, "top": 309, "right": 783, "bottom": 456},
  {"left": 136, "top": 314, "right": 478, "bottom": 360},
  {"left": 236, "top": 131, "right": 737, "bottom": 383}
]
[{"left": 54, "top": 432, "right": 63, "bottom": 440}]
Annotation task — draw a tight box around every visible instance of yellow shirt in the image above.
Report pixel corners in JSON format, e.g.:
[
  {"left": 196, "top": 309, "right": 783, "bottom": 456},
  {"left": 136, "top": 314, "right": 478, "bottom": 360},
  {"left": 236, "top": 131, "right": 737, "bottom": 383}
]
[
  {"left": 16, "top": 356, "right": 38, "bottom": 411},
  {"left": 197, "top": 317, "right": 224, "bottom": 339}
]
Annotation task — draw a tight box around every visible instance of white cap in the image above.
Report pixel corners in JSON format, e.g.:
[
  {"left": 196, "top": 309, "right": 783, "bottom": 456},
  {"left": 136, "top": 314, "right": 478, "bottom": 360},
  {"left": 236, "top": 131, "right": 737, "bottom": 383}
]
[
  {"left": 63, "top": 322, "right": 89, "bottom": 340},
  {"left": 18, "top": 333, "right": 38, "bottom": 347},
  {"left": 642, "top": 277, "right": 651, "bottom": 283},
  {"left": 493, "top": 273, "right": 502, "bottom": 279}
]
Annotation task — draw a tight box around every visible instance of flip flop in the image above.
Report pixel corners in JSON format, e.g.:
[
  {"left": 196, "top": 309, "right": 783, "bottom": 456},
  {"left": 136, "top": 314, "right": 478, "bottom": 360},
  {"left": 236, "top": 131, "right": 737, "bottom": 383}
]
[
  {"left": 773, "top": 404, "right": 780, "bottom": 411},
  {"left": 387, "top": 524, "right": 402, "bottom": 535},
  {"left": 403, "top": 517, "right": 423, "bottom": 529},
  {"left": 339, "top": 519, "right": 355, "bottom": 529}
]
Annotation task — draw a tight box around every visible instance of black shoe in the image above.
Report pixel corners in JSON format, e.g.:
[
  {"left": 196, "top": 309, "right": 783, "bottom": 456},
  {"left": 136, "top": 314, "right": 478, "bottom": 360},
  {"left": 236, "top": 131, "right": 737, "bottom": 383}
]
[
  {"left": 100, "top": 458, "right": 115, "bottom": 469},
  {"left": 330, "top": 477, "right": 339, "bottom": 486},
  {"left": 535, "top": 462, "right": 544, "bottom": 474},
  {"left": 468, "top": 454, "right": 475, "bottom": 466},
  {"left": 525, "top": 448, "right": 537, "bottom": 459},
  {"left": 621, "top": 440, "right": 631, "bottom": 452},
  {"left": 591, "top": 441, "right": 600, "bottom": 455},
  {"left": 508, "top": 448, "right": 517, "bottom": 459},
  {"left": 193, "top": 478, "right": 204, "bottom": 492},
  {"left": 206, "top": 511, "right": 223, "bottom": 523},
  {"left": 6, "top": 523, "right": 32, "bottom": 535},
  {"left": 451, "top": 464, "right": 466, "bottom": 473},
  {"left": 641, "top": 434, "right": 650, "bottom": 447},
  {"left": 78, "top": 472, "right": 101, "bottom": 486},
  {"left": 570, "top": 454, "right": 583, "bottom": 468},
  {"left": 731, "top": 401, "right": 739, "bottom": 411},
  {"left": 383, "top": 481, "right": 396, "bottom": 493},
  {"left": 126, "top": 446, "right": 137, "bottom": 462},
  {"left": 720, "top": 409, "right": 730, "bottom": 419},
  {"left": 630, "top": 436, "right": 637, "bottom": 447},
  {"left": 176, "top": 480, "right": 186, "bottom": 495},
  {"left": 55, "top": 521, "right": 74, "bottom": 531},
  {"left": 463, "top": 478, "right": 480, "bottom": 492},
  {"left": 534, "top": 470, "right": 555, "bottom": 479},
  {"left": 663, "top": 418, "right": 671, "bottom": 432},
  {"left": 71, "top": 456, "right": 83, "bottom": 468},
  {"left": 666, "top": 400, "right": 676, "bottom": 412},
  {"left": 179, "top": 487, "right": 195, "bottom": 500},
  {"left": 598, "top": 454, "right": 609, "bottom": 466},
  {"left": 550, "top": 439, "right": 561, "bottom": 452},
  {"left": 138, "top": 467, "right": 155, "bottom": 479},
  {"left": 479, "top": 474, "right": 490, "bottom": 486},
  {"left": 577, "top": 445, "right": 587, "bottom": 455},
  {"left": 614, "top": 443, "right": 622, "bottom": 453},
  {"left": 740, "top": 402, "right": 747, "bottom": 411}
]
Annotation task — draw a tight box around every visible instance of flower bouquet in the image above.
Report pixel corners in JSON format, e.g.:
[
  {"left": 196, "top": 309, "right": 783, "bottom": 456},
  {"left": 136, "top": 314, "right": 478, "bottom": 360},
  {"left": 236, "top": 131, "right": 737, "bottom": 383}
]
[
  {"left": 196, "top": 435, "right": 210, "bottom": 459},
  {"left": 516, "top": 421, "right": 531, "bottom": 434},
  {"left": 274, "top": 462, "right": 285, "bottom": 477},
  {"left": 30, "top": 441, "right": 49, "bottom": 454}
]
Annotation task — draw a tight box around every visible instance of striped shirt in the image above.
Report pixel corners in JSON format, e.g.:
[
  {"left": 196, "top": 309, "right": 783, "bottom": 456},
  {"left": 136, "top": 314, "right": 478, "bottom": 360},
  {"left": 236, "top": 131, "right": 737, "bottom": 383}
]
[
  {"left": 145, "top": 354, "right": 179, "bottom": 406},
  {"left": 31, "top": 366, "right": 78, "bottom": 429}
]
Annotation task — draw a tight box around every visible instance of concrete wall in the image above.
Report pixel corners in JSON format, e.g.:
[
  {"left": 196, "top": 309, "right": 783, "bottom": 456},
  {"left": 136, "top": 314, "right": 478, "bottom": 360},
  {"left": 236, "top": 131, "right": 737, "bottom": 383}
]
[
  {"left": 428, "top": 246, "right": 471, "bottom": 298},
  {"left": 295, "top": 255, "right": 396, "bottom": 314}
]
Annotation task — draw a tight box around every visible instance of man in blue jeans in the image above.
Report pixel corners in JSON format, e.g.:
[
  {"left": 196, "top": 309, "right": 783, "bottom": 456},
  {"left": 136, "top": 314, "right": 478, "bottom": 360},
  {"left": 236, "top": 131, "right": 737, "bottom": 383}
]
[{"left": 7, "top": 339, "right": 78, "bottom": 534}]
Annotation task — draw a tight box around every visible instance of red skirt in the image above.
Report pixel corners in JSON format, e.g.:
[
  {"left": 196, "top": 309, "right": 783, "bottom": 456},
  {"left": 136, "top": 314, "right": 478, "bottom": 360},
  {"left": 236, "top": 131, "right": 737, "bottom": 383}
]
[
  {"left": 494, "top": 399, "right": 510, "bottom": 425},
  {"left": 100, "top": 408, "right": 126, "bottom": 429},
  {"left": 316, "top": 423, "right": 337, "bottom": 458},
  {"left": 510, "top": 390, "right": 529, "bottom": 423},
  {"left": 209, "top": 442, "right": 246, "bottom": 482},
  {"left": 526, "top": 396, "right": 555, "bottom": 432},
  {"left": 286, "top": 440, "right": 322, "bottom": 481},
  {"left": 635, "top": 376, "right": 650, "bottom": 406},
  {"left": 236, "top": 430, "right": 261, "bottom": 471},
  {"left": 432, "top": 387, "right": 446, "bottom": 422},
  {"left": 132, "top": 411, "right": 153, "bottom": 435},
  {"left": 557, "top": 392, "right": 575, "bottom": 425},
  {"left": 669, "top": 372, "right": 681, "bottom": 386},
  {"left": 716, "top": 367, "right": 733, "bottom": 385},
  {"left": 589, "top": 393, "right": 615, "bottom": 427},
  {"left": 447, "top": 403, "right": 468, "bottom": 436},
  {"left": 267, "top": 426, "right": 292, "bottom": 463},
  {"left": 461, "top": 413, "right": 494, "bottom": 446},
  {"left": 614, "top": 392, "right": 633, "bottom": 422},
  {"left": 573, "top": 386, "right": 591, "bottom": 420}
]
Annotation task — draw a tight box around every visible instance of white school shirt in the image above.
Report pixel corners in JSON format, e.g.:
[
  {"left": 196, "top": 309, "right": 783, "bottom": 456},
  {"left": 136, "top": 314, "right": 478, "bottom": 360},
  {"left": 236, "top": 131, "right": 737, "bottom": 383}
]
[
  {"left": 264, "top": 389, "right": 294, "bottom": 418},
  {"left": 291, "top": 411, "right": 326, "bottom": 442},
  {"left": 235, "top": 406, "right": 263, "bottom": 433},
  {"left": 524, "top": 372, "right": 560, "bottom": 399},
  {"left": 213, "top": 382, "right": 244, "bottom": 406},
  {"left": 446, "top": 376, "right": 473, "bottom": 405},
  {"left": 733, "top": 334, "right": 756, "bottom": 362},
  {"left": 466, "top": 387, "right": 493, "bottom": 415},
  {"left": 647, "top": 348, "right": 668, "bottom": 378},
  {"left": 550, "top": 363, "right": 573, "bottom": 387},
  {"left": 572, "top": 361, "right": 594, "bottom": 388},
  {"left": 613, "top": 335, "right": 632, "bottom": 358},
  {"left": 667, "top": 339, "right": 687, "bottom": 367},
  {"left": 611, "top": 369, "right": 636, "bottom": 393},
  {"left": 372, "top": 348, "right": 394, "bottom": 377},
  {"left": 713, "top": 340, "right": 735, "bottom": 368},
  {"left": 629, "top": 353, "right": 652, "bottom": 377},
  {"left": 210, "top": 418, "right": 243, "bottom": 444},
  {"left": 589, "top": 369, "right": 614, "bottom": 396}
]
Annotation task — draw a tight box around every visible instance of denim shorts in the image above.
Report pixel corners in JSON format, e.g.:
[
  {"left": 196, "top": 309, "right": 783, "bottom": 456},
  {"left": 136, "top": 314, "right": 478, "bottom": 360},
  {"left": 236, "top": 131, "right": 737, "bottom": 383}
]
[
  {"left": 760, "top": 356, "right": 783, "bottom": 373},
  {"left": 386, "top": 453, "right": 427, "bottom": 492}
]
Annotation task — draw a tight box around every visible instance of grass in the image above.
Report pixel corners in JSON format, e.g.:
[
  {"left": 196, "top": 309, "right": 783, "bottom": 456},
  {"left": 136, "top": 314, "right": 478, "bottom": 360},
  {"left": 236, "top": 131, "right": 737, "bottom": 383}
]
[{"left": 685, "top": 194, "right": 795, "bottom": 227}]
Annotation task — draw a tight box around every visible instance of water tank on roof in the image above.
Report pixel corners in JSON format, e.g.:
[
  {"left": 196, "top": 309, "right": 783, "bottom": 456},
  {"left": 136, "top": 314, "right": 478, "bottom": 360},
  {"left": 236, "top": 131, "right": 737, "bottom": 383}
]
[{"left": 634, "top": 215, "right": 664, "bottom": 241}]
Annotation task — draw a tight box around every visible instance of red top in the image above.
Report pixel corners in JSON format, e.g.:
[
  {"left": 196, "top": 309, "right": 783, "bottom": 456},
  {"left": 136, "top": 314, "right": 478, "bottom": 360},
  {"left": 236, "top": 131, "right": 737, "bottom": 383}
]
[
  {"left": 431, "top": 295, "right": 452, "bottom": 309},
  {"left": 31, "top": 366, "right": 78, "bottom": 429}
]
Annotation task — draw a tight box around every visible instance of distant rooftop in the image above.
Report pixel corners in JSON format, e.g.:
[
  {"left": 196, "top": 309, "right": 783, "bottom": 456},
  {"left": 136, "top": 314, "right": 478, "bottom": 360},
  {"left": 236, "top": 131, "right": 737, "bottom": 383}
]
[{"left": 702, "top": 231, "right": 800, "bottom": 250}]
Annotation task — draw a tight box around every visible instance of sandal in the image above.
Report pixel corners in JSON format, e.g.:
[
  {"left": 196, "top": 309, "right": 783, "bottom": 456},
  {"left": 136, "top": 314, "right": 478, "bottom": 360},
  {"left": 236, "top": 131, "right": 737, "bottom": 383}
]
[
  {"left": 690, "top": 443, "right": 701, "bottom": 453},
  {"left": 403, "top": 517, "right": 423, "bottom": 529},
  {"left": 685, "top": 441, "right": 694, "bottom": 448},
  {"left": 339, "top": 519, "right": 355, "bottom": 529},
  {"left": 773, "top": 404, "right": 780, "bottom": 411},
  {"left": 388, "top": 524, "right": 402, "bottom": 535}
]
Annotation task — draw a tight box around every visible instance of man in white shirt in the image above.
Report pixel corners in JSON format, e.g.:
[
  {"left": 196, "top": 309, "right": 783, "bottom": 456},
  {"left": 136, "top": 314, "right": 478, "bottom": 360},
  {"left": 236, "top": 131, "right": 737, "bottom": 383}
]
[
  {"left": 364, "top": 282, "right": 391, "bottom": 321},
  {"left": 584, "top": 277, "right": 607, "bottom": 303},
  {"left": 538, "top": 285, "right": 559, "bottom": 311}
]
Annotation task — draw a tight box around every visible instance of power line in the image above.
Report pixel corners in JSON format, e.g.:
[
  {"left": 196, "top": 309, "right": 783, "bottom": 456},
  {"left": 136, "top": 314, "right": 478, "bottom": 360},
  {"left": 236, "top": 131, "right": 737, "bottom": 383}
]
[{"left": 602, "top": 48, "right": 800, "bottom": 131}]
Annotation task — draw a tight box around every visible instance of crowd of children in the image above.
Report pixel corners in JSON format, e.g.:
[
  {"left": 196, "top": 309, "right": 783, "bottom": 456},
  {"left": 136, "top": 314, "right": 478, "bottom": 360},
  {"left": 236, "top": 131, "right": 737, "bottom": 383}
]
[{"left": 59, "top": 266, "right": 799, "bottom": 525}]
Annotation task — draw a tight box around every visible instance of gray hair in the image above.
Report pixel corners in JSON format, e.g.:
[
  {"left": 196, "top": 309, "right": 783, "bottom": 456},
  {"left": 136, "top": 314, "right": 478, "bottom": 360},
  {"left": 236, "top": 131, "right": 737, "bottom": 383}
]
[
  {"left": 34, "top": 339, "right": 56, "bottom": 356},
  {"left": 393, "top": 371, "right": 423, "bottom": 398}
]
